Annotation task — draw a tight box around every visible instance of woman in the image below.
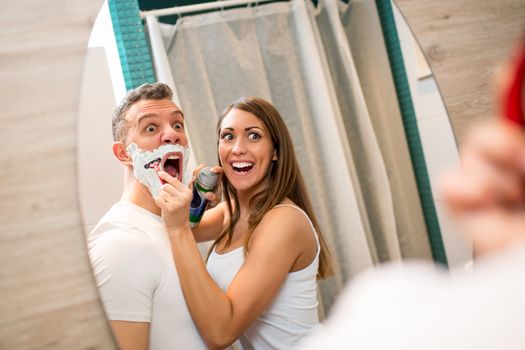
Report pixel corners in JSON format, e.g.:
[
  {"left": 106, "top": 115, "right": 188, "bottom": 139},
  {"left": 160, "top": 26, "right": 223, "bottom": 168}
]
[{"left": 156, "top": 96, "right": 335, "bottom": 349}]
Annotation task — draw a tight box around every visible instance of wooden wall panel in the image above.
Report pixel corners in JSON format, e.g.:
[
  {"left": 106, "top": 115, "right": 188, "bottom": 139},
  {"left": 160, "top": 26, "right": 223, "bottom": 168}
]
[
  {"left": 0, "top": 1, "right": 116, "bottom": 349},
  {"left": 394, "top": 0, "right": 525, "bottom": 143}
]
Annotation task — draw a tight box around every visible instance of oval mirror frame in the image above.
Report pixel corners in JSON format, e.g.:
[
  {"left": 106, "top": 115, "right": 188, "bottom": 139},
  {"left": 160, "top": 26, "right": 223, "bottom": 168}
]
[
  {"left": 0, "top": 0, "right": 524, "bottom": 348},
  {"left": 0, "top": 1, "right": 116, "bottom": 349}
]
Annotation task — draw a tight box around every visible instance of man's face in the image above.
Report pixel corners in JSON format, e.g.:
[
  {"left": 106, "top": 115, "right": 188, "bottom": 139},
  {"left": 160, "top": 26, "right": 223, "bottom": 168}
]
[
  {"left": 124, "top": 98, "right": 188, "bottom": 150},
  {"left": 118, "top": 98, "right": 190, "bottom": 196}
]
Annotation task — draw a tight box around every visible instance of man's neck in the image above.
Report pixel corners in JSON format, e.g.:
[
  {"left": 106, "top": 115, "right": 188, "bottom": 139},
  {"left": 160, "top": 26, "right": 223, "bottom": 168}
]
[{"left": 121, "top": 170, "right": 161, "bottom": 216}]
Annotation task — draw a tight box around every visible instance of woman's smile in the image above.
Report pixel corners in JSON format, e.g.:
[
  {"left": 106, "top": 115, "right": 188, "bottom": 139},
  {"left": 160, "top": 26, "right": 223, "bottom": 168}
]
[{"left": 230, "top": 160, "right": 255, "bottom": 175}]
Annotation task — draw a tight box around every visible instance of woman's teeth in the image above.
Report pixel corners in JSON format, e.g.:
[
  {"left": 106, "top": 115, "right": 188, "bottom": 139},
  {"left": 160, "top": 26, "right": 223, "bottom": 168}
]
[{"left": 232, "top": 162, "right": 254, "bottom": 171}]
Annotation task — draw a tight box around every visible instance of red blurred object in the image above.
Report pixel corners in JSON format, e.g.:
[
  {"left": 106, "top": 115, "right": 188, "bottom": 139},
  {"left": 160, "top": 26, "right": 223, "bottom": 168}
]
[{"left": 503, "top": 42, "right": 525, "bottom": 126}]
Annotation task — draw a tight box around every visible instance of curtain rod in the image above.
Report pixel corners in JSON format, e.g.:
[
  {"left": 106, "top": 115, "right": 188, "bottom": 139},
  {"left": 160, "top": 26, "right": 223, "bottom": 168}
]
[{"left": 140, "top": 0, "right": 278, "bottom": 18}]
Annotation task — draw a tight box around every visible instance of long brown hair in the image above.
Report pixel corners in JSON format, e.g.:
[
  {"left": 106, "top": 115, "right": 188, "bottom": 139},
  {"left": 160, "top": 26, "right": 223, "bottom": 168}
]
[{"left": 208, "top": 97, "right": 335, "bottom": 279}]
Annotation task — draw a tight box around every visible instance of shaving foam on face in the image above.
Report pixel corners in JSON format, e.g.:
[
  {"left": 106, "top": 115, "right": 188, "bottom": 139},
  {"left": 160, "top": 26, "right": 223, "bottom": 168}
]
[{"left": 126, "top": 143, "right": 190, "bottom": 197}]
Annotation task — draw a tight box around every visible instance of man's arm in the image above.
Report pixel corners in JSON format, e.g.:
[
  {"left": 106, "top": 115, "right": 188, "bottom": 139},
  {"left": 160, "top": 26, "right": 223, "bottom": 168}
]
[
  {"left": 111, "top": 321, "right": 150, "bottom": 350},
  {"left": 89, "top": 229, "right": 157, "bottom": 350}
]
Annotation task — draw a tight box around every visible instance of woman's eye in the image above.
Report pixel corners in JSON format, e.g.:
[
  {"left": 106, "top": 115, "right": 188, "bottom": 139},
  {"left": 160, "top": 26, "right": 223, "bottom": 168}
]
[
  {"left": 221, "top": 133, "right": 233, "bottom": 141},
  {"left": 248, "top": 132, "right": 261, "bottom": 140},
  {"left": 146, "top": 125, "right": 156, "bottom": 133}
]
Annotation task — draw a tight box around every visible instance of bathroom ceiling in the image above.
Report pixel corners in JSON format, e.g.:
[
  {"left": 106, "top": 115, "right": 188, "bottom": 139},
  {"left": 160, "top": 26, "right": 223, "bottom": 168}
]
[{"left": 138, "top": 0, "right": 317, "bottom": 24}]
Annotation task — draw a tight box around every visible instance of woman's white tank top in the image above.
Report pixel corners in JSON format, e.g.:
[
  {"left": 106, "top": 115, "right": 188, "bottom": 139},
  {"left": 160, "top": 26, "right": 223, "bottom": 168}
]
[{"left": 206, "top": 204, "right": 321, "bottom": 349}]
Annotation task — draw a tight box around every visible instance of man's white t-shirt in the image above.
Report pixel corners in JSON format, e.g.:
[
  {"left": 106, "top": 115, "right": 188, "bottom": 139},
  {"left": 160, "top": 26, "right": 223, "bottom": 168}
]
[
  {"left": 301, "top": 244, "right": 525, "bottom": 350},
  {"left": 88, "top": 201, "right": 206, "bottom": 350}
]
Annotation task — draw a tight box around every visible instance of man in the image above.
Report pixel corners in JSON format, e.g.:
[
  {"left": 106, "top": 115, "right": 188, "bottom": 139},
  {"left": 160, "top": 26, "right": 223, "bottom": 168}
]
[
  {"left": 88, "top": 83, "right": 206, "bottom": 350},
  {"left": 301, "top": 43, "right": 525, "bottom": 349}
]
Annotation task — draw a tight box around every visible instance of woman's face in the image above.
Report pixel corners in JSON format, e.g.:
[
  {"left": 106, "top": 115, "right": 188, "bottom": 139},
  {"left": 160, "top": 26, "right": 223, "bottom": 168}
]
[{"left": 218, "top": 108, "right": 276, "bottom": 196}]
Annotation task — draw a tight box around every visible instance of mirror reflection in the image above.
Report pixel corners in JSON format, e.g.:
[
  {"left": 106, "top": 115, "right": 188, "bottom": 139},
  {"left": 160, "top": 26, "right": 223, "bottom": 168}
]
[{"left": 79, "top": 0, "right": 467, "bottom": 348}]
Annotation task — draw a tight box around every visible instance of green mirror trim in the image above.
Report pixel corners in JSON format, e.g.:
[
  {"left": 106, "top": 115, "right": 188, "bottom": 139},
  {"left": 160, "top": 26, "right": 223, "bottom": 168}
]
[{"left": 376, "top": 0, "right": 447, "bottom": 266}]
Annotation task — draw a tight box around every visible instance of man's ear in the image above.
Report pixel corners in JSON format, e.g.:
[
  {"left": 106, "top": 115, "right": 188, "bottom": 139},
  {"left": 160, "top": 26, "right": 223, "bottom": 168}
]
[{"left": 113, "top": 142, "right": 132, "bottom": 166}]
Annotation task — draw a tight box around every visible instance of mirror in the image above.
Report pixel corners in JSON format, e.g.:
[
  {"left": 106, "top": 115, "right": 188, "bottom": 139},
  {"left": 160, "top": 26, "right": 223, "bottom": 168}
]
[
  {"left": 77, "top": 5, "right": 475, "bottom": 349},
  {"left": 78, "top": 0, "right": 465, "bottom": 313},
  {"left": 1, "top": 0, "right": 524, "bottom": 348}
]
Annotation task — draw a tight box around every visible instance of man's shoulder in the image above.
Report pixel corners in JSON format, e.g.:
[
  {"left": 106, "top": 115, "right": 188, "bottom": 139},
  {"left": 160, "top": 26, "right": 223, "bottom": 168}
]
[
  {"left": 87, "top": 203, "right": 159, "bottom": 261},
  {"left": 88, "top": 223, "right": 164, "bottom": 283},
  {"left": 88, "top": 220, "right": 151, "bottom": 252},
  {"left": 89, "top": 202, "right": 156, "bottom": 241}
]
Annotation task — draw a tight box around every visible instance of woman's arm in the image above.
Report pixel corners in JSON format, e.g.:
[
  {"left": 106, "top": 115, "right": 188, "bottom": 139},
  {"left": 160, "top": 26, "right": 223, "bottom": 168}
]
[
  {"left": 172, "top": 208, "right": 314, "bottom": 348},
  {"left": 155, "top": 172, "right": 316, "bottom": 348},
  {"left": 191, "top": 202, "right": 226, "bottom": 242}
]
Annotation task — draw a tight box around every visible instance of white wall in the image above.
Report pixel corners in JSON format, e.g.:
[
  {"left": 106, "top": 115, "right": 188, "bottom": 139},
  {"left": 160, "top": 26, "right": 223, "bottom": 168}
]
[
  {"left": 78, "top": 2, "right": 125, "bottom": 232},
  {"left": 78, "top": 46, "right": 123, "bottom": 232}
]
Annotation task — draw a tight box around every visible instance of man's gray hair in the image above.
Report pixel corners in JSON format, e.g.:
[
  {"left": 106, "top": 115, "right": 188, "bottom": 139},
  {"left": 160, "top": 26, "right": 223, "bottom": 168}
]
[{"left": 112, "top": 82, "right": 173, "bottom": 142}]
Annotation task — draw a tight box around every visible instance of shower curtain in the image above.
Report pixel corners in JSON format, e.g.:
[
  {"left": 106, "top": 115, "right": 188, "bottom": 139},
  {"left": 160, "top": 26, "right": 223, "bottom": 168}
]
[{"left": 146, "top": 0, "right": 432, "bottom": 314}]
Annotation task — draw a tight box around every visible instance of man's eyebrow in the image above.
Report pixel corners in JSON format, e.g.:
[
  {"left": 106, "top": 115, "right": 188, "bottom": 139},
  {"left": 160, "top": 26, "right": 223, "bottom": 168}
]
[
  {"left": 173, "top": 110, "right": 184, "bottom": 118},
  {"left": 136, "top": 113, "right": 156, "bottom": 125},
  {"left": 135, "top": 109, "right": 184, "bottom": 125}
]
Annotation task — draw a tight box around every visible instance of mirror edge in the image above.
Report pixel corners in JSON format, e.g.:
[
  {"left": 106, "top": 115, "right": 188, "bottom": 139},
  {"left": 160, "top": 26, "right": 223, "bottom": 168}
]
[{"left": 394, "top": 0, "right": 525, "bottom": 143}]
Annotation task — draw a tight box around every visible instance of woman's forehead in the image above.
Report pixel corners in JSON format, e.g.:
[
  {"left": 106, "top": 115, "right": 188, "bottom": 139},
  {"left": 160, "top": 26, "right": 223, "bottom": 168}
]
[{"left": 221, "top": 108, "right": 265, "bottom": 129}]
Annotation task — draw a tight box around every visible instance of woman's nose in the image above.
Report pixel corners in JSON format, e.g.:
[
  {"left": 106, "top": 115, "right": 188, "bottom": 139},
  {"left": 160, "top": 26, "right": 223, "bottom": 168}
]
[{"left": 232, "top": 138, "right": 247, "bottom": 155}]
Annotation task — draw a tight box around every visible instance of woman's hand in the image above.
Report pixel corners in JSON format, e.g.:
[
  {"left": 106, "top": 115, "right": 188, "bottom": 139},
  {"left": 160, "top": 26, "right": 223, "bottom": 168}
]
[
  {"left": 192, "top": 164, "right": 224, "bottom": 208},
  {"left": 155, "top": 171, "right": 193, "bottom": 234}
]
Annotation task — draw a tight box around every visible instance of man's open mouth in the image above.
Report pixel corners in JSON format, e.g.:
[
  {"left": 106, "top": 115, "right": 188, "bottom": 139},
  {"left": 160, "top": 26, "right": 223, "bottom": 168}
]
[
  {"left": 144, "top": 152, "right": 183, "bottom": 184},
  {"left": 161, "top": 151, "right": 183, "bottom": 183}
]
